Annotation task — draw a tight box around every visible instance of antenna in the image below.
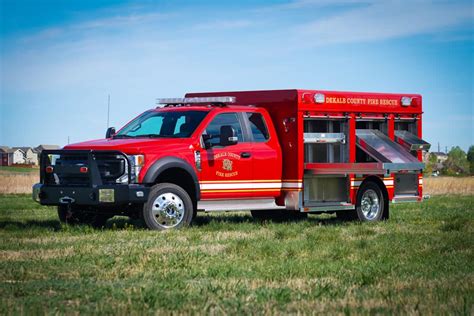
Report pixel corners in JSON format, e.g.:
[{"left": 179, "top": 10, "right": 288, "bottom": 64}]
[{"left": 107, "top": 94, "right": 110, "bottom": 128}]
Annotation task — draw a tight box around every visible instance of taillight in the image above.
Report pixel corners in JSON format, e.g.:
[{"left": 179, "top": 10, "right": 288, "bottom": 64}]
[
  {"left": 45, "top": 166, "right": 54, "bottom": 173},
  {"left": 80, "top": 166, "right": 88, "bottom": 173}
]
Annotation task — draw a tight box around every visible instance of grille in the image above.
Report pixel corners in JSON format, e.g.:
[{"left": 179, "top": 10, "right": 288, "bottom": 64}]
[{"left": 44, "top": 152, "right": 127, "bottom": 186}]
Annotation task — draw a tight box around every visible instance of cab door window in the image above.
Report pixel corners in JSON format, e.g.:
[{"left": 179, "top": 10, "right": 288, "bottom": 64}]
[
  {"left": 246, "top": 112, "right": 269, "bottom": 142},
  {"left": 204, "top": 113, "right": 244, "bottom": 146}
]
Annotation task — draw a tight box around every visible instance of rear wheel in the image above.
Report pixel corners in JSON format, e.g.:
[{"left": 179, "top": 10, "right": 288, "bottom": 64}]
[
  {"left": 57, "top": 205, "right": 110, "bottom": 228},
  {"left": 142, "top": 183, "right": 194, "bottom": 230},
  {"left": 355, "top": 182, "right": 385, "bottom": 222}
]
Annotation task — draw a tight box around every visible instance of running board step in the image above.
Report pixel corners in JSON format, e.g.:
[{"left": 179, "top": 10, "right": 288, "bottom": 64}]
[{"left": 198, "top": 199, "right": 284, "bottom": 212}]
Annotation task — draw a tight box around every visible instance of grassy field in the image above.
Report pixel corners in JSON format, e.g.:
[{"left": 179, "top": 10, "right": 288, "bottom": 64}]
[
  {"left": 0, "top": 166, "right": 37, "bottom": 173},
  {"left": 424, "top": 176, "right": 473, "bottom": 195},
  {"left": 0, "top": 195, "right": 473, "bottom": 314}
]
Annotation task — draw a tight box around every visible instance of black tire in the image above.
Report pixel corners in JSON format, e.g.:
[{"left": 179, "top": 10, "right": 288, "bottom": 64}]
[
  {"left": 143, "top": 183, "right": 194, "bottom": 230},
  {"left": 57, "top": 205, "right": 110, "bottom": 228},
  {"left": 355, "top": 181, "right": 385, "bottom": 222},
  {"left": 251, "top": 209, "right": 307, "bottom": 222}
]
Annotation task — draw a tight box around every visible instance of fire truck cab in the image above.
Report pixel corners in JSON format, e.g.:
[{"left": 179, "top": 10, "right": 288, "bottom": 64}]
[{"left": 33, "top": 89, "right": 430, "bottom": 229}]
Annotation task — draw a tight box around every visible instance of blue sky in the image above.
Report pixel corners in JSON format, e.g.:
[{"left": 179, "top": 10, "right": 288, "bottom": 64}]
[{"left": 0, "top": 0, "right": 473, "bottom": 151}]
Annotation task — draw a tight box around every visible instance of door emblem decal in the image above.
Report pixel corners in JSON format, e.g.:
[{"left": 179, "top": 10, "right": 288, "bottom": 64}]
[
  {"left": 213, "top": 152, "right": 240, "bottom": 178},
  {"left": 222, "top": 159, "right": 233, "bottom": 171}
]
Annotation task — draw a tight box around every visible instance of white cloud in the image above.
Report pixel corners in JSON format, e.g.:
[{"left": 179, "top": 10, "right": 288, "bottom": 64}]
[
  {"left": 17, "top": 11, "right": 174, "bottom": 45},
  {"left": 193, "top": 20, "right": 255, "bottom": 30},
  {"left": 282, "top": 0, "right": 371, "bottom": 9},
  {"left": 20, "top": 27, "right": 64, "bottom": 43},
  {"left": 296, "top": 1, "right": 474, "bottom": 44},
  {"left": 73, "top": 12, "right": 170, "bottom": 30}
]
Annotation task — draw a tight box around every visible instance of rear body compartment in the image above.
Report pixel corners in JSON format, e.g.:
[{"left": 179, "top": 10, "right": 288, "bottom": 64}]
[{"left": 190, "top": 90, "right": 430, "bottom": 212}]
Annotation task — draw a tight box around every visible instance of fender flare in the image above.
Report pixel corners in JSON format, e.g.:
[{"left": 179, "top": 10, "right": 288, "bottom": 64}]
[{"left": 143, "top": 156, "right": 200, "bottom": 200}]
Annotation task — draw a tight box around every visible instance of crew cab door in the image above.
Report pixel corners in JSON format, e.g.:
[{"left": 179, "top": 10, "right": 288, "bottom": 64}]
[
  {"left": 199, "top": 112, "right": 254, "bottom": 199},
  {"left": 245, "top": 111, "right": 282, "bottom": 198}
]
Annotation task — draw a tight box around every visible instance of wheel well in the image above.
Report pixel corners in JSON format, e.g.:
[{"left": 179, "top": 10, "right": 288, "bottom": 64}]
[
  {"left": 155, "top": 168, "right": 197, "bottom": 203},
  {"left": 359, "top": 176, "right": 389, "bottom": 220}
]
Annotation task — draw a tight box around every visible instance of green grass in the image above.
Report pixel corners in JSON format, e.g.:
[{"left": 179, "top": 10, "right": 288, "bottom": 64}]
[
  {"left": 0, "top": 166, "right": 37, "bottom": 173},
  {"left": 0, "top": 195, "right": 473, "bottom": 314}
]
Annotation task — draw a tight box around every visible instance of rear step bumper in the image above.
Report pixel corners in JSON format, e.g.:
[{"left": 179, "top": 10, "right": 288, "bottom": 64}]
[{"left": 392, "top": 195, "right": 420, "bottom": 203}]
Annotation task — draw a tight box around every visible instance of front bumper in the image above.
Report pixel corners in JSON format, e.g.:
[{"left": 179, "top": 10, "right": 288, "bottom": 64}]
[{"left": 33, "top": 183, "right": 150, "bottom": 206}]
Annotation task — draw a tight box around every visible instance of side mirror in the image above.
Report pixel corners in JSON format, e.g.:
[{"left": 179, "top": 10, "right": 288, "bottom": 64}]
[
  {"left": 220, "top": 125, "right": 238, "bottom": 146},
  {"left": 202, "top": 134, "right": 212, "bottom": 149},
  {"left": 106, "top": 127, "right": 116, "bottom": 138}
]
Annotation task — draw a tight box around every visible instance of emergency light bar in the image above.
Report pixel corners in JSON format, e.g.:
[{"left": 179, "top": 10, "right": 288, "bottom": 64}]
[{"left": 156, "top": 96, "right": 236, "bottom": 105}]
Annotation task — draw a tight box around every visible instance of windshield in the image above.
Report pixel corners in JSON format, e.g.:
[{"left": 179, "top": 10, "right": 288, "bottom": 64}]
[{"left": 115, "top": 110, "right": 209, "bottom": 138}]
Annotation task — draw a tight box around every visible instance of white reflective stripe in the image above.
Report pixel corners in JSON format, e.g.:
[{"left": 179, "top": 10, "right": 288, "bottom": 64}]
[
  {"left": 200, "top": 181, "right": 303, "bottom": 190},
  {"left": 419, "top": 179, "right": 423, "bottom": 184},
  {"left": 383, "top": 180, "right": 394, "bottom": 186},
  {"left": 282, "top": 182, "right": 302, "bottom": 188},
  {"left": 200, "top": 182, "right": 281, "bottom": 190}
]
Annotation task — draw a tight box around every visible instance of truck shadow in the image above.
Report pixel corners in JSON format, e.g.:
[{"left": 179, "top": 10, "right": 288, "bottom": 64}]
[
  {"left": 192, "top": 213, "right": 344, "bottom": 227},
  {"left": 0, "top": 214, "right": 345, "bottom": 231},
  {"left": 0, "top": 219, "right": 63, "bottom": 231}
]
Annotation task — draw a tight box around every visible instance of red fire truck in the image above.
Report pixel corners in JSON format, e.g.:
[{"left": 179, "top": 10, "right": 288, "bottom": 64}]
[{"left": 33, "top": 89, "right": 430, "bottom": 229}]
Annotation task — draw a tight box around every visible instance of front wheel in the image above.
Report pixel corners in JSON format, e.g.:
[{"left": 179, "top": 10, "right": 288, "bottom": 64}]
[
  {"left": 142, "top": 183, "right": 194, "bottom": 230},
  {"left": 355, "top": 182, "right": 385, "bottom": 222}
]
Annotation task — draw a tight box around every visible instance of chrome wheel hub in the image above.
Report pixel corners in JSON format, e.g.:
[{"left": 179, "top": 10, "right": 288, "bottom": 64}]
[
  {"left": 151, "top": 193, "right": 185, "bottom": 228},
  {"left": 361, "top": 189, "right": 380, "bottom": 220}
]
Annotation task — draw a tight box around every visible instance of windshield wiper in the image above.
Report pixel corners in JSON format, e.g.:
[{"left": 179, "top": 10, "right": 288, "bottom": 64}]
[
  {"left": 139, "top": 134, "right": 163, "bottom": 138},
  {"left": 113, "top": 134, "right": 164, "bottom": 139},
  {"left": 113, "top": 134, "right": 136, "bottom": 139}
]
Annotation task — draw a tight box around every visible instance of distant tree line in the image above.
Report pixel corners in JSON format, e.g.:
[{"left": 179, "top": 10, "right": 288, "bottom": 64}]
[{"left": 424, "top": 145, "right": 474, "bottom": 176}]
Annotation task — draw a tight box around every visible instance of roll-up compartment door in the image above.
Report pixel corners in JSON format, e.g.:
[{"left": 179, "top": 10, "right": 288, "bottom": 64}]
[{"left": 395, "top": 130, "right": 431, "bottom": 151}]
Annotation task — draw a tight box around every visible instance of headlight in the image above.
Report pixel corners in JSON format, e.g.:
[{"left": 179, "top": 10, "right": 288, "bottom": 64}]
[
  {"left": 129, "top": 154, "right": 145, "bottom": 183},
  {"left": 115, "top": 154, "right": 145, "bottom": 184}
]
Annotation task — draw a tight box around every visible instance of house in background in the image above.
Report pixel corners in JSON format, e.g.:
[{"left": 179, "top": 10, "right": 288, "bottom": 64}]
[
  {"left": 12, "top": 148, "right": 26, "bottom": 164},
  {"left": 35, "top": 145, "right": 61, "bottom": 153},
  {"left": 0, "top": 146, "right": 13, "bottom": 166},
  {"left": 0, "top": 147, "right": 26, "bottom": 165},
  {"left": 423, "top": 151, "right": 449, "bottom": 175},
  {"left": 0, "top": 144, "right": 60, "bottom": 166},
  {"left": 431, "top": 152, "right": 448, "bottom": 163},
  {"left": 13, "top": 147, "right": 38, "bottom": 165},
  {"left": 34, "top": 145, "right": 61, "bottom": 164}
]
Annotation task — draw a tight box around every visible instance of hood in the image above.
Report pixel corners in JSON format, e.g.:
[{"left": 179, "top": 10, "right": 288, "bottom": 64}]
[{"left": 64, "top": 137, "right": 190, "bottom": 154}]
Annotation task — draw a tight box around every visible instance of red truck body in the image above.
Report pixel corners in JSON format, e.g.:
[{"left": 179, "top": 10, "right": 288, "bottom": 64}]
[{"left": 34, "top": 89, "right": 429, "bottom": 229}]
